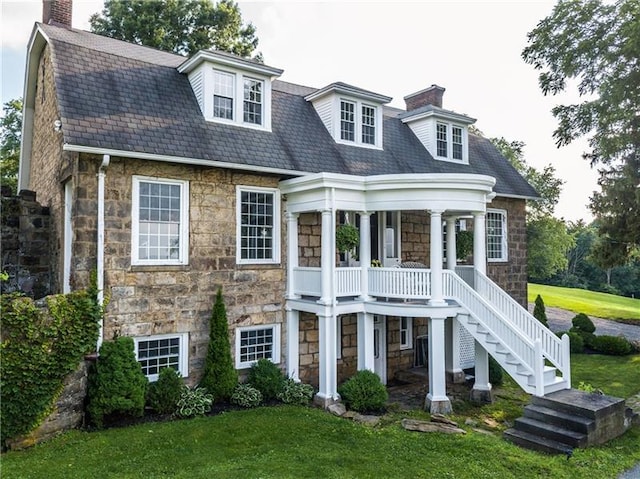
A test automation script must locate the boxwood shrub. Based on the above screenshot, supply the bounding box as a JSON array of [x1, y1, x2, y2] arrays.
[[590, 335, 633, 356], [247, 359, 285, 401], [338, 370, 388, 413]]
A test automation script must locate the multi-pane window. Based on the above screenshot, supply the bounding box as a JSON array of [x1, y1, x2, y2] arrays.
[[487, 210, 507, 261], [236, 325, 280, 369], [132, 177, 188, 265], [213, 70, 234, 120], [340, 100, 355, 141], [400, 317, 413, 350], [361, 105, 376, 145], [134, 333, 188, 381], [243, 78, 263, 125], [436, 123, 448, 157], [237, 187, 280, 263], [452, 126, 463, 160]]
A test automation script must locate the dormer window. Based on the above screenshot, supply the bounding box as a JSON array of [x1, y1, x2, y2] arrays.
[[435, 122, 466, 162], [306, 82, 391, 149], [178, 51, 283, 131]]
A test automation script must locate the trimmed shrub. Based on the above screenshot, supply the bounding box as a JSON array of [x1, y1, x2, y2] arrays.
[[147, 367, 183, 415], [247, 359, 285, 401], [556, 331, 585, 353], [231, 384, 263, 408], [532, 294, 548, 327], [488, 356, 503, 386], [87, 337, 148, 428], [581, 332, 597, 349], [277, 378, 315, 406], [571, 313, 595, 334], [199, 288, 238, 402], [176, 387, 213, 418], [338, 370, 388, 413], [590, 335, 633, 356]]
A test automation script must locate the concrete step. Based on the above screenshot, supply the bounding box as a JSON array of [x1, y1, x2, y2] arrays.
[[514, 416, 588, 448], [531, 389, 626, 420], [503, 428, 573, 456], [523, 404, 595, 434]]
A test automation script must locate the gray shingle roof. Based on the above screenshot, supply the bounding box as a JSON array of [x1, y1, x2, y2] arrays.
[[39, 23, 538, 198]]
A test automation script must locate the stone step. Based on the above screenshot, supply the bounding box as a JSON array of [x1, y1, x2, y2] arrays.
[[531, 389, 626, 420], [514, 416, 588, 448], [503, 428, 574, 456], [523, 404, 595, 434]]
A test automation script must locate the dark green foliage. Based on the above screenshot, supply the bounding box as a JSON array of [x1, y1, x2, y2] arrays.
[[277, 378, 314, 406], [571, 313, 596, 334], [247, 358, 285, 401], [532, 294, 548, 327], [176, 387, 213, 418], [488, 356, 503, 386], [557, 331, 585, 354], [455, 230, 473, 261], [590, 335, 633, 356], [581, 332, 597, 349], [231, 384, 263, 408], [338, 370, 388, 413], [90, 0, 259, 58], [87, 337, 148, 428], [0, 98, 22, 195], [0, 286, 101, 445], [199, 288, 237, 401], [147, 367, 183, 415]]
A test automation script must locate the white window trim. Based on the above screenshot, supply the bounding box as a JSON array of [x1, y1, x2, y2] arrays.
[[334, 96, 383, 149], [433, 121, 469, 164], [400, 317, 413, 350], [206, 66, 272, 131], [487, 209, 508, 263], [131, 176, 189, 266], [134, 332, 189, 382], [236, 185, 281, 265], [235, 324, 281, 369]]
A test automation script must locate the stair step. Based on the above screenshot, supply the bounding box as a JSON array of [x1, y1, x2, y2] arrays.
[[504, 428, 574, 456], [514, 417, 588, 447], [476, 325, 489, 334], [524, 404, 595, 434], [485, 336, 500, 345], [527, 366, 558, 387], [531, 389, 626, 420]]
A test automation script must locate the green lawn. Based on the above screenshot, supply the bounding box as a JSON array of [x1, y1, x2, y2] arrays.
[[528, 283, 640, 322], [571, 353, 640, 398]]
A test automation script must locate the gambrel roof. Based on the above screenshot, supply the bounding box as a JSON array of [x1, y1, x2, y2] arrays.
[[23, 22, 538, 199]]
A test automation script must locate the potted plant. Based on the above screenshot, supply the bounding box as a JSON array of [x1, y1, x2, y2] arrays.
[[336, 223, 359, 260], [456, 230, 473, 261]]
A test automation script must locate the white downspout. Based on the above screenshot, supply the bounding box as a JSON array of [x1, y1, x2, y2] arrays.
[[97, 154, 110, 351]]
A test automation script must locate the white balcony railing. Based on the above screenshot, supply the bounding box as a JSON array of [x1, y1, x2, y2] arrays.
[[369, 267, 431, 299]]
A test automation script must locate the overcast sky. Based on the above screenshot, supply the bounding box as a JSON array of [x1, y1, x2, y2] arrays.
[[1, 0, 599, 222]]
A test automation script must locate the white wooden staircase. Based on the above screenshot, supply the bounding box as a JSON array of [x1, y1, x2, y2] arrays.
[[444, 270, 571, 396]]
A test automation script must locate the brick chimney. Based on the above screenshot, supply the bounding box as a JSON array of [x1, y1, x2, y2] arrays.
[[404, 84, 445, 111], [43, 0, 72, 27]]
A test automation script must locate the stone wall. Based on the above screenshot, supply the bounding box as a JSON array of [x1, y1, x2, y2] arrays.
[[0, 190, 52, 298]]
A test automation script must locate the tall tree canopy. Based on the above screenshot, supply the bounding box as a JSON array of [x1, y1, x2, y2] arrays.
[[522, 0, 640, 258], [0, 98, 22, 195], [90, 0, 259, 58]]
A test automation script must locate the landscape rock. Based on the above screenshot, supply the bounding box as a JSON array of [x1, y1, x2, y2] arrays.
[[327, 403, 346, 417], [401, 418, 466, 434], [431, 413, 458, 426], [354, 414, 381, 426]]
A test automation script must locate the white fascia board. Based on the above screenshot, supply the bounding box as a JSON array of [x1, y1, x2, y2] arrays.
[[62, 144, 309, 177], [304, 83, 392, 104], [177, 50, 283, 78], [494, 192, 541, 201], [401, 107, 476, 126]]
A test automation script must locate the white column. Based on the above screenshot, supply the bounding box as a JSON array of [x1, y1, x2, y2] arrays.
[[286, 307, 300, 381], [425, 315, 452, 414], [286, 212, 300, 299], [445, 316, 465, 383], [319, 209, 333, 305], [357, 312, 375, 371], [471, 339, 493, 403], [445, 217, 457, 270], [473, 212, 486, 275], [316, 312, 338, 406], [358, 212, 371, 301], [429, 209, 446, 306]]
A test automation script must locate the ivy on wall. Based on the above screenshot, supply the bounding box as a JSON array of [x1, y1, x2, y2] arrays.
[[0, 278, 101, 446]]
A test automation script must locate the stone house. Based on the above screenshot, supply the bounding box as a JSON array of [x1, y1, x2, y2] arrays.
[[19, 1, 571, 412]]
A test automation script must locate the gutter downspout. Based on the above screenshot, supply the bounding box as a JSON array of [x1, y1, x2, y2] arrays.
[[97, 154, 110, 351]]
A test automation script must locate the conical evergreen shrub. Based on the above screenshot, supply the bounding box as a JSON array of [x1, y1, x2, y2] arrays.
[[533, 294, 548, 327], [199, 288, 237, 401]]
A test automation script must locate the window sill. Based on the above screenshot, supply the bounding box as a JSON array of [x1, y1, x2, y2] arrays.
[[130, 264, 190, 272]]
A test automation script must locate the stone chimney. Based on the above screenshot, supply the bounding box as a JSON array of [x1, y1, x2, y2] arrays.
[[404, 84, 445, 111], [43, 0, 72, 27]]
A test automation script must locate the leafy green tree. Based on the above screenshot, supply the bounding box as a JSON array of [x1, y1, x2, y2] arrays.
[[199, 288, 237, 401], [522, 0, 640, 255], [1, 98, 22, 195], [90, 0, 259, 58]]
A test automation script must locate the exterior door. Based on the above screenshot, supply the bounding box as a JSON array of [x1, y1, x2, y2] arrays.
[[381, 211, 401, 267], [373, 315, 387, 384]]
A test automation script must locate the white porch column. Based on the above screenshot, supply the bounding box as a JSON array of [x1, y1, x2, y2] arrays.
[[315, 312, 339, 407], [286, 212, 300, 299], [286, 307, 300, 381], [429, 209, 446, 306], [357, 312, 375, 371], [358, 212, 371, 301], [425, 314, 452, 414], [319, 209, 334, 305], [445, 316, 465, 383], [445, 217, 457, 270], [473, 212, 487, 275]]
